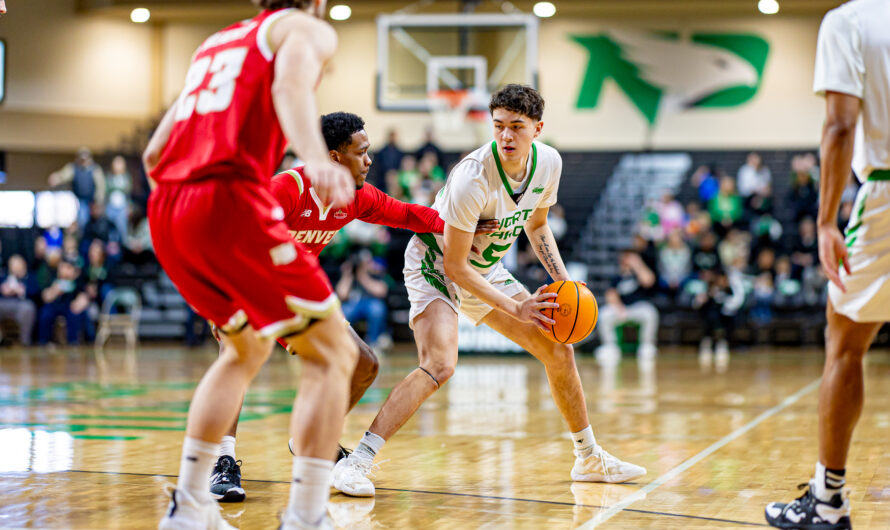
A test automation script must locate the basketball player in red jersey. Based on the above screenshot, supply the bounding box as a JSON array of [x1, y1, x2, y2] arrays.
[[143, 2, 357, 529], [208, 112, 498, 503]]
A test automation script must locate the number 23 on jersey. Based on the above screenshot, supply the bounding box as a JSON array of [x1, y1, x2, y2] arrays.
[[175, 47, 248, 121]]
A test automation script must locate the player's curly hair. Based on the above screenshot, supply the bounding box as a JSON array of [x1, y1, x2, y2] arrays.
[[322, 112, 366, 152], [489, 84, 545, 121], [251, 0, 313, 10]]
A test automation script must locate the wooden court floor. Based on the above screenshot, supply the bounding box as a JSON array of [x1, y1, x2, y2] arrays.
[[2, 344, 890, 529]]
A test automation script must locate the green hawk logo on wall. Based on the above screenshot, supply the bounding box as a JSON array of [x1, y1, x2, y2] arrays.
[[572, 31, 770, 124]]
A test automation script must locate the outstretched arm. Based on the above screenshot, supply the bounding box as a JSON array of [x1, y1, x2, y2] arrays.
[[524, 207, 570, 282], [358, 185, 498, 234]]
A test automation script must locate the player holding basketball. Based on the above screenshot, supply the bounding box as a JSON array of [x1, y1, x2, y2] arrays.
[[144, 1, 357, 529], [333, 84, 646, 497], [208, 111, 498, 502], [765, 2, 890, 529]]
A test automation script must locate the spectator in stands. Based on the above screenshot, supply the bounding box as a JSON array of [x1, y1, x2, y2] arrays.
[[737, 151, 772, 198], [38, 259, 88, 345], [376, 129, 404, 184], [35, 248, 61, 293], [718, 228, 750, 271], [418, 151, 446, 182], [82, 203, 122, 265], [747, 183, 774, 217], [44, 225, 64, 251], [787, 155, 819, 222], [708, 176, 743, 236], [749, 247, 777, 325], [62, 235, 82, 269], [631, 233, 659, 272], [692, 230, 721, 276], [692, 164, 722, 203], [31, 237, 47, 273], [124, 207, 156, 267], [336, 250, 391, 350], [278, 150, 297, 173], [384, 169, 405, 201], [85, 240, 111, 303], [791, 217, 818, 280], [694, 267, 745, 371], [48, 147, 106, 232], [82, 240, 110, 341], [684, 201, 712, 241], [595, 249, 659, 365], [656, 192, 686, 236], [657, 229, 691, 297], [773, 254, 804, 308], [415, 127, 444, 163], [105, 155, 132, 241], [0, 255, 38, 346]]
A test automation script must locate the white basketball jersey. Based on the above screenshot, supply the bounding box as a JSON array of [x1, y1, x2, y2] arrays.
[[415, 140, 562, 273], [814, 0, 890, 181]]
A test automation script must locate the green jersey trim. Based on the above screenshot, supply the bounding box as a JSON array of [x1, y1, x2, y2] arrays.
[[416, 232, 442, 255], [491, 141, 537, 197]]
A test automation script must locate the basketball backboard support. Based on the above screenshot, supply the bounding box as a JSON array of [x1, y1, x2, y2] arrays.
[[376, 13, 539, 112]]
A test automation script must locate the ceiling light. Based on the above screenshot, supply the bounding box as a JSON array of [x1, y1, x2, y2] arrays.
[[130, 7, 150, 23], [329, 4, 351, 21], [533, 2, 556, 18], [757, 0, 779, 15]]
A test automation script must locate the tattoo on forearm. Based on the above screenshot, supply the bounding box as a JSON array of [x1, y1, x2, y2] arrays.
[[537, 235, 563, 278]]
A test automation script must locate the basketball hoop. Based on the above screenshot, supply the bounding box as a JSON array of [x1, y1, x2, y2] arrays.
[[429, 89, 489, 138]]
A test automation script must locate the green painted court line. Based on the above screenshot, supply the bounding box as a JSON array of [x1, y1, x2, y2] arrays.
[[72, 434, 142, 441]]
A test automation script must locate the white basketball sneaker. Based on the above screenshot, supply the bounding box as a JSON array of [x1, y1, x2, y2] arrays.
[[158, 487, 235, 530], [332, 454, 376, 497], [571, 446, 647, 483]]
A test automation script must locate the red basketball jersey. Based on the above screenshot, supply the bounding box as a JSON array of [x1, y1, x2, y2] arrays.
[[271, 167, 445, 256], [151, 9, 293, 185]]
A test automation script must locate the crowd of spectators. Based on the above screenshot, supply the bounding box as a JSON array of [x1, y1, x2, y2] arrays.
[[597, 151, 844, 365], [0, 148, 156, 347]]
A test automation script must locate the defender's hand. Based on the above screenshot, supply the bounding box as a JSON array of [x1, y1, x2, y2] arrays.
[[818, 223, 850, 293], [474, 219, 500, 234], [304, 160, 354, 208], [514, 285, 559, 331]]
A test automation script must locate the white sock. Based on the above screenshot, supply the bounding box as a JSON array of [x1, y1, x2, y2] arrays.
[[814, 462, 845, 502], [354, 431, 385, 462], [177, 437, 218, 504], [572, 425, 597, 455], [287, 456, 334, 525], [219, 436, 236, 460]]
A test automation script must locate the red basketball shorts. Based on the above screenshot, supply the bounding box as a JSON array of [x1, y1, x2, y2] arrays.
[[148, 177, 338, 338]]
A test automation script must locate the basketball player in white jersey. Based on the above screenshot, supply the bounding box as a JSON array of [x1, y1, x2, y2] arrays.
[[332, 84, 646, 497], [765, 2, 890, 528]]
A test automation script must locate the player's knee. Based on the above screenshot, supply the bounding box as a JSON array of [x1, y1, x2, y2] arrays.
[[421, 359, 456, 385], [356, 342, 380, 382], [544, 342, 576, 370], [328, 334, 359, 378]]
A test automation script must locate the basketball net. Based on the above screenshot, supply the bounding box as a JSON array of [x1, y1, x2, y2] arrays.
[[429, 89, 490, 142]]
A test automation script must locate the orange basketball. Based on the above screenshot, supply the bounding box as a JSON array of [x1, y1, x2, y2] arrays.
[[539, 281, 598, 344]]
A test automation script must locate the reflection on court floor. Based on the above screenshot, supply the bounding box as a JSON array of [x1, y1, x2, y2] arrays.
[[1, 345, 889, 528]]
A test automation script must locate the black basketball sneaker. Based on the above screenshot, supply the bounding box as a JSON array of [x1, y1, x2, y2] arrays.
[[765, 481, 851, 529], [288, 438, 352, 462], [210, 455, 246, 503]]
